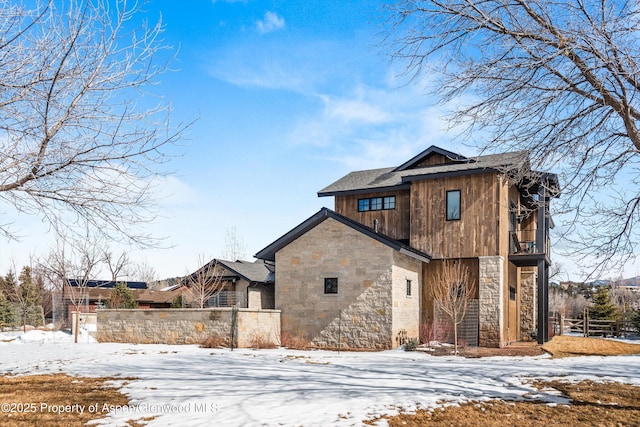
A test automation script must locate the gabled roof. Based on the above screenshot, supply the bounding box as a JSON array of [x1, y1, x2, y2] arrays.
[[318, 147, 530, 197], [394, 145, 470, 171], [254, 208, 431, 264], [216, 259, 275, 284], [184, 258, 274, 285]]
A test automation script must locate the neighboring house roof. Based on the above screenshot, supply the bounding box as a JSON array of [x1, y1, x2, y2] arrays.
[[215, 259, 275, 284], [66, 279, 147, 289], [318, 145, 532, 196], [255, 207, 432, 264], [182, 258, 274, 286], [63, 286, 184, 305]]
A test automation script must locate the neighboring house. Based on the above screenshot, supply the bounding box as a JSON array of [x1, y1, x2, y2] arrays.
[[183, 259, 275, 309], [63, 280, 184, 324], [257, 145, 559, 348]]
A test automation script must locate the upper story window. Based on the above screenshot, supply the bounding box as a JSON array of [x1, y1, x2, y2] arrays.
[[358, 196, 396, 212], [446, 190, 461, 221]]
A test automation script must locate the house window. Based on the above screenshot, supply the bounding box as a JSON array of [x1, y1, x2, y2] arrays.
[[358, 196, 396, 212], [406, 279, 412, 297], [446, 190, 461, 221], [324, 278, 338, 294], [370, 197, 383, 210], [384, 196, 396, 209]]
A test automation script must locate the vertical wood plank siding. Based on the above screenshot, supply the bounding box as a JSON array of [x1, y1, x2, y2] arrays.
[[334, 190, 411, 240], [409, 173, 504, 259]]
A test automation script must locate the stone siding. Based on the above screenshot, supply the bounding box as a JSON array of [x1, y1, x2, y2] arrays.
[[478, 256, 504, 347], [97, 308, 280, 348], [275, 218, 422, 349], [391, 254, 421, 346], [520, 270, 537, 341]]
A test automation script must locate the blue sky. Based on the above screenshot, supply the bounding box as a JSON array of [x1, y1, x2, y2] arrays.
[[1, 0, 632, 280]]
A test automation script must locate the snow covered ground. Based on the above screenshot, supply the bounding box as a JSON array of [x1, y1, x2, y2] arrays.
[[1, 330, 639, 427]]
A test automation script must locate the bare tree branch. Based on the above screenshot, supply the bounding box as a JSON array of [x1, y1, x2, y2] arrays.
[[0, 0, 191, 245], [385, 0, 640, 274]]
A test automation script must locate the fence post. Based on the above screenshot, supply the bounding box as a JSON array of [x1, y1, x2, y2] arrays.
[[559, 314, 564, 336], [230, 304, 238, 351], [583, 307, 589, 337]]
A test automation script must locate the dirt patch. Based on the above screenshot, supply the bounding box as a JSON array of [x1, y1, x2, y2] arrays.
[[0, 374, 147, 427], [419, 341, 544, 358], [542, 335, 640, 358], [373, 380, 640, 427]]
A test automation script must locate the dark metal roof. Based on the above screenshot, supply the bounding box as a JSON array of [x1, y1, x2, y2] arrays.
[[254, 207, 432, 264], [318, 148, 530, 197], [66, 279, 147, 289]]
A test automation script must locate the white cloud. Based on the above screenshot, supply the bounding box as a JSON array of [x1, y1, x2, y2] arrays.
[[256, 11, 285, 34], [288, 81, 467, 169]]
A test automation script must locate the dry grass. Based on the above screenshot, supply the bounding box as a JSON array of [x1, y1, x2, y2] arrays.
[[199, 334, 228, 349], [542, 335, 640, 358], [373, 380, 640, 427], [250, 334, 278, 349], [0, 374, 146, 427], [279, 332, 310, 350], [373, 336, 640, 426]]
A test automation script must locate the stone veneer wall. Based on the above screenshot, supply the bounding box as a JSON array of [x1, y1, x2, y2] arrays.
[[391, 254, 421, 345], [96, 308, 280, 347], [520, 270, 537, 341], [478, 256, 504, 347], [275, 218, 422, 349]]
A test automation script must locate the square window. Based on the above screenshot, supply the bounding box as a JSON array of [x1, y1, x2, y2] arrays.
[[446, 190, 461, 221], [370, 197, 383, 210], [324, 278, 338, 294], [406, 279, 412, 297], [383, 196, 396, 210], [358, 199, 370, 212]]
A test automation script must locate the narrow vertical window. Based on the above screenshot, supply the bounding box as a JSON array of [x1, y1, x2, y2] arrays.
[[446, 190, 461, 221], [406, 279, 412, 297], [324, 278, 338, 294]]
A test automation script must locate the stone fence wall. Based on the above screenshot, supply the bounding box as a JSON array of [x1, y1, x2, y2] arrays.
[[97, 308, 281, 347]]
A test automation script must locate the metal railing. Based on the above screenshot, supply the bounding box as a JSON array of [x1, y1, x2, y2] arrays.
[[206, 291, 246, 308]]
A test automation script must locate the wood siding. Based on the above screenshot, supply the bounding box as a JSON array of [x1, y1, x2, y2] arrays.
[[410, 153, 453, 168], [334, 190, 411, 240], [409, 173, 508, 259]]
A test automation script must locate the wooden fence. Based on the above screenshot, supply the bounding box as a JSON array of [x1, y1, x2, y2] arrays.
[[561, 308, 623, 337]]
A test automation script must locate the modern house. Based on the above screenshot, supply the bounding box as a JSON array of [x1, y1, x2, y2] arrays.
[[257, 145, 559, 348], [181, 259, 275, 309]]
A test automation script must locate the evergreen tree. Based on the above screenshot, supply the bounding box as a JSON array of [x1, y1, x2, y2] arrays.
[[0, 291, 14, 328], [15, 266, 44, 328], [108, 283, 138, 309], [632, 309, 640, 333], [589, 286, 619, 321]]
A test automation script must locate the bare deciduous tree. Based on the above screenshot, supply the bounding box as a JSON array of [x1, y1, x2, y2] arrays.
[[431, 260, 476, 354], [385, 0, 640, 274], [41, 234, 101, 343], [221, 227, 247, 261], [0, 0, 188, 244], [185, 255, 225, 309], [102, 250, 130, 283]]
